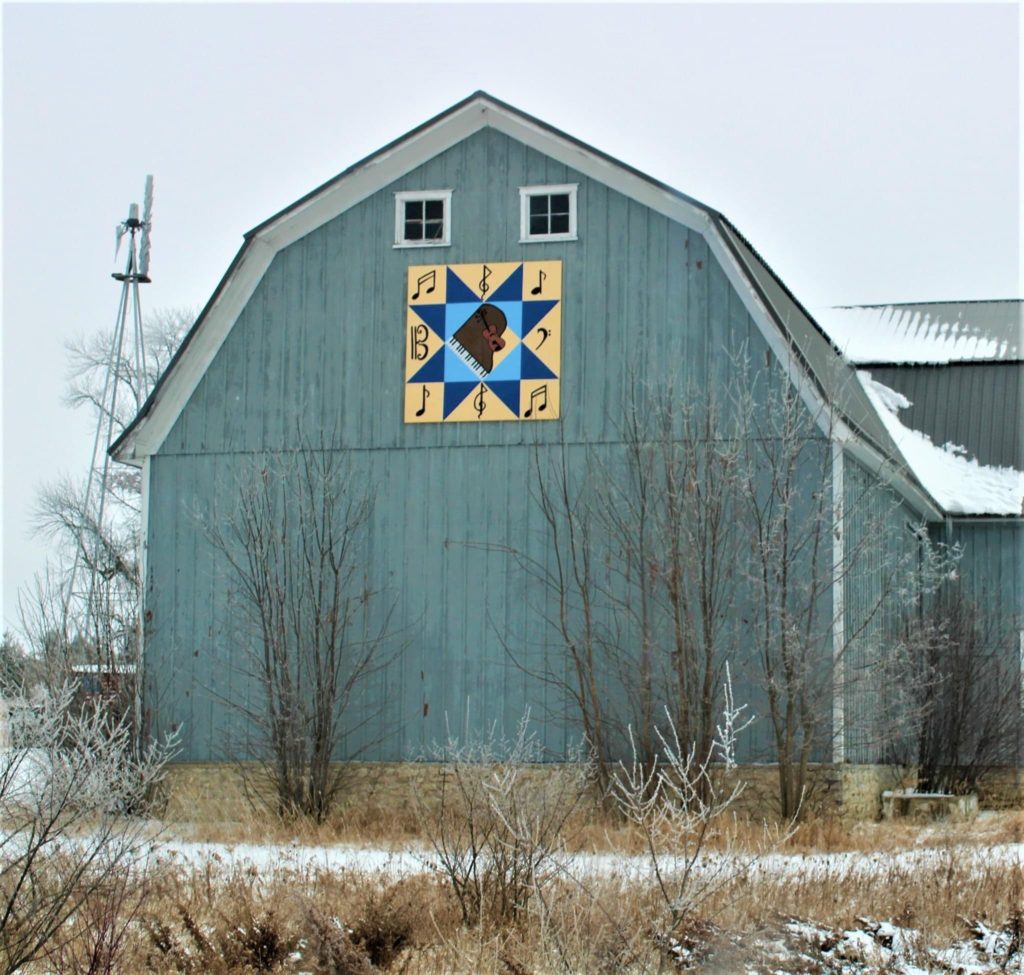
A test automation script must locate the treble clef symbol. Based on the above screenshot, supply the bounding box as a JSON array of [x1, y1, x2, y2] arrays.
[[473, 383, 487, 418], [479, 264, 491, 297]]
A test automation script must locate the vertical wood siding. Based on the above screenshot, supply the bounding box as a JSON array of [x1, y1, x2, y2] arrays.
[[146, 128, 815, 762]]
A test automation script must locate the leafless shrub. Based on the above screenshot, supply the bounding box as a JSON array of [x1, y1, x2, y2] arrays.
[[888, 585, 1022, 795], [417, 712, 594, 928], [204, 439, 400, 823], [0, 681, 175, 975], [348, 877, 430, 969], [610, 664, 768, 948], [41, 860, 151, 975], [306, 906, 374, 975]]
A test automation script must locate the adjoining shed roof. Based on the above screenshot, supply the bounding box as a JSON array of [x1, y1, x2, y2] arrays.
[[815, 300, 1022, 365], [867, 363, 1022, 471], [818, 300, 1024, 517], [859, 371, 1023, 517]]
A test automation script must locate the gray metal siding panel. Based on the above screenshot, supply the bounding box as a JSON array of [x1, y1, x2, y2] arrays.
[[946, 520, 1023, 630], [842, 454, 923, 765], [870, 364, 1023, 470]]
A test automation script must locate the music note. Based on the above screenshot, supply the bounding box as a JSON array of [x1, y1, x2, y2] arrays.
[[473, 383, 487, 418], [411, 269, 436, 301], [530, 269, 547, 295], [479, 264, 492, 296], [524, 384, 548, 418], [415, 385, 430, 417], [535, 327, 551, 349]]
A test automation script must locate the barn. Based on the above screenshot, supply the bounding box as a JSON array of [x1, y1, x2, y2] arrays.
[[111, 93, 1023, 816]]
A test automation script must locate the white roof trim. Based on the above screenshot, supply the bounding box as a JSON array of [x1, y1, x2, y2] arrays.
[[119, 236, 275, 461]]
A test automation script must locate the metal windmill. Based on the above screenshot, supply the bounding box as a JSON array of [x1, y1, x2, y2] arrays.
[[67, 176, 154, 670]]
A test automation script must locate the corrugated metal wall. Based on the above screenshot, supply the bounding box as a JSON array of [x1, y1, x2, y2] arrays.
[[868, 364, 1022, 469], [841, 454, 929, 764], [944, 520, 1023, 631]]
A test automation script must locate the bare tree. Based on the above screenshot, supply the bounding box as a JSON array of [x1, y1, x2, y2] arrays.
[[0, 682, 175, 975], [523, 378, 745, 797], [884, 585, 1022, 794], [26, 308, 194, 684], [19, 309, 193, 720], [529, 361, 955, 818], [205, 442, 398, 822], [735, 363, 964, 817]]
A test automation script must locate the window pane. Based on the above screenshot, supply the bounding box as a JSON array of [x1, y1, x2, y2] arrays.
[[529, 195, 548, 216], [551, 194, 570, 215], [424, 220, 443, 240], [530, 214, 548, 235], [404, 200, 423, 220], [425, 199, 444, 220], [404, 220, 422, 240], [551, 213, 570, 234]]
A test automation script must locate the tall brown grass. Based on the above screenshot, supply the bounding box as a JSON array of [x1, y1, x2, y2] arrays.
[[16, 823, 1019, 974]]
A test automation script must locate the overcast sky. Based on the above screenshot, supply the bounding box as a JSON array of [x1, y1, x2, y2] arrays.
[[2, 2, 1020, 632]]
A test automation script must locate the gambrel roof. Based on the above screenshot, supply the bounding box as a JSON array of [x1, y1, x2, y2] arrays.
[[110, 91, 943, 518]]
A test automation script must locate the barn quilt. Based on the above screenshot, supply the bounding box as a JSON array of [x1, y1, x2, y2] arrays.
[[404, 261, 561, 423]]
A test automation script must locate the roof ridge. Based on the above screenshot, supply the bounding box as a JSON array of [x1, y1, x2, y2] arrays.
[[831, 298, 1023, 309]]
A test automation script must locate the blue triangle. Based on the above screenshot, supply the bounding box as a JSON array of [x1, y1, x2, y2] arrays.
[[444, 344, 482, 382], [489, 265, 523, 302], [409, 347, 445, 384], [521, 345, 557, 381], [486, 345, 522, 382], [446, 268, 480, 304], [487, 380, 521, 416], [444, 382, 478, 418], [410, 304, 446, 340], [521, 299, 558, 338]]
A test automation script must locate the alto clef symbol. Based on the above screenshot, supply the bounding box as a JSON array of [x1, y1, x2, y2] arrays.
[[473, 383, 487, 418], [409, 323, 429, 361]]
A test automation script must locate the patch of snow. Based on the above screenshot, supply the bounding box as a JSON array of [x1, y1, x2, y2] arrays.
[[859, 371, 1024, 515]]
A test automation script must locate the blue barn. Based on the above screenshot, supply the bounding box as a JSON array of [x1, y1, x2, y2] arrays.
[[112, 94, 1022, 817]]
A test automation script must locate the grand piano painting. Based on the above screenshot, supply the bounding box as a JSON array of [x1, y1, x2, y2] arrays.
[[404, 261, 562, 423]]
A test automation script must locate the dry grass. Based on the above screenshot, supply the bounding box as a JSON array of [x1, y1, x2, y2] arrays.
[[15, 780, 1021, 974], [168, 796, 1024, 859], [15, 817, 1019, 974]]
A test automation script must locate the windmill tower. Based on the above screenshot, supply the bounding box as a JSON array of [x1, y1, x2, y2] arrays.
[[67, 176, 154, 672]]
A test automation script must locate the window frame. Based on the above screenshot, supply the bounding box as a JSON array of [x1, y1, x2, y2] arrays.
[[519, 183, 578, 243], [394, 189, 453, 248]]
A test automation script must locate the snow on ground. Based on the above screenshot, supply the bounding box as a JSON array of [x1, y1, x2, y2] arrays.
[[146, 836, 1023, 973], [859, 371, 1024, 515], [148, 836, 1024, 883]]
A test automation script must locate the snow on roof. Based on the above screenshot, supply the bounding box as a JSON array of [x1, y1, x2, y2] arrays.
[[858, 371, 1024, 516], [815, 301, 1022, 364]]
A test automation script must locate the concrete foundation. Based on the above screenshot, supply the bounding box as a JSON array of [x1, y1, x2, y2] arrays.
[[155, 759, 1024, 825]]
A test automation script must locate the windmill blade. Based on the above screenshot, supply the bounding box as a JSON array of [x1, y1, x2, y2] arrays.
[[139, 175, 154, 278], [114, 222, 127, 260]]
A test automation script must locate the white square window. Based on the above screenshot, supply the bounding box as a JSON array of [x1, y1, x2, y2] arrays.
[[394, 190, 452, 248], [519, 184, 578, 242]]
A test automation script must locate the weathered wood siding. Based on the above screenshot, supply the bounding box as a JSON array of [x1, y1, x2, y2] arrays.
[[144, 127, 821, 763]]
